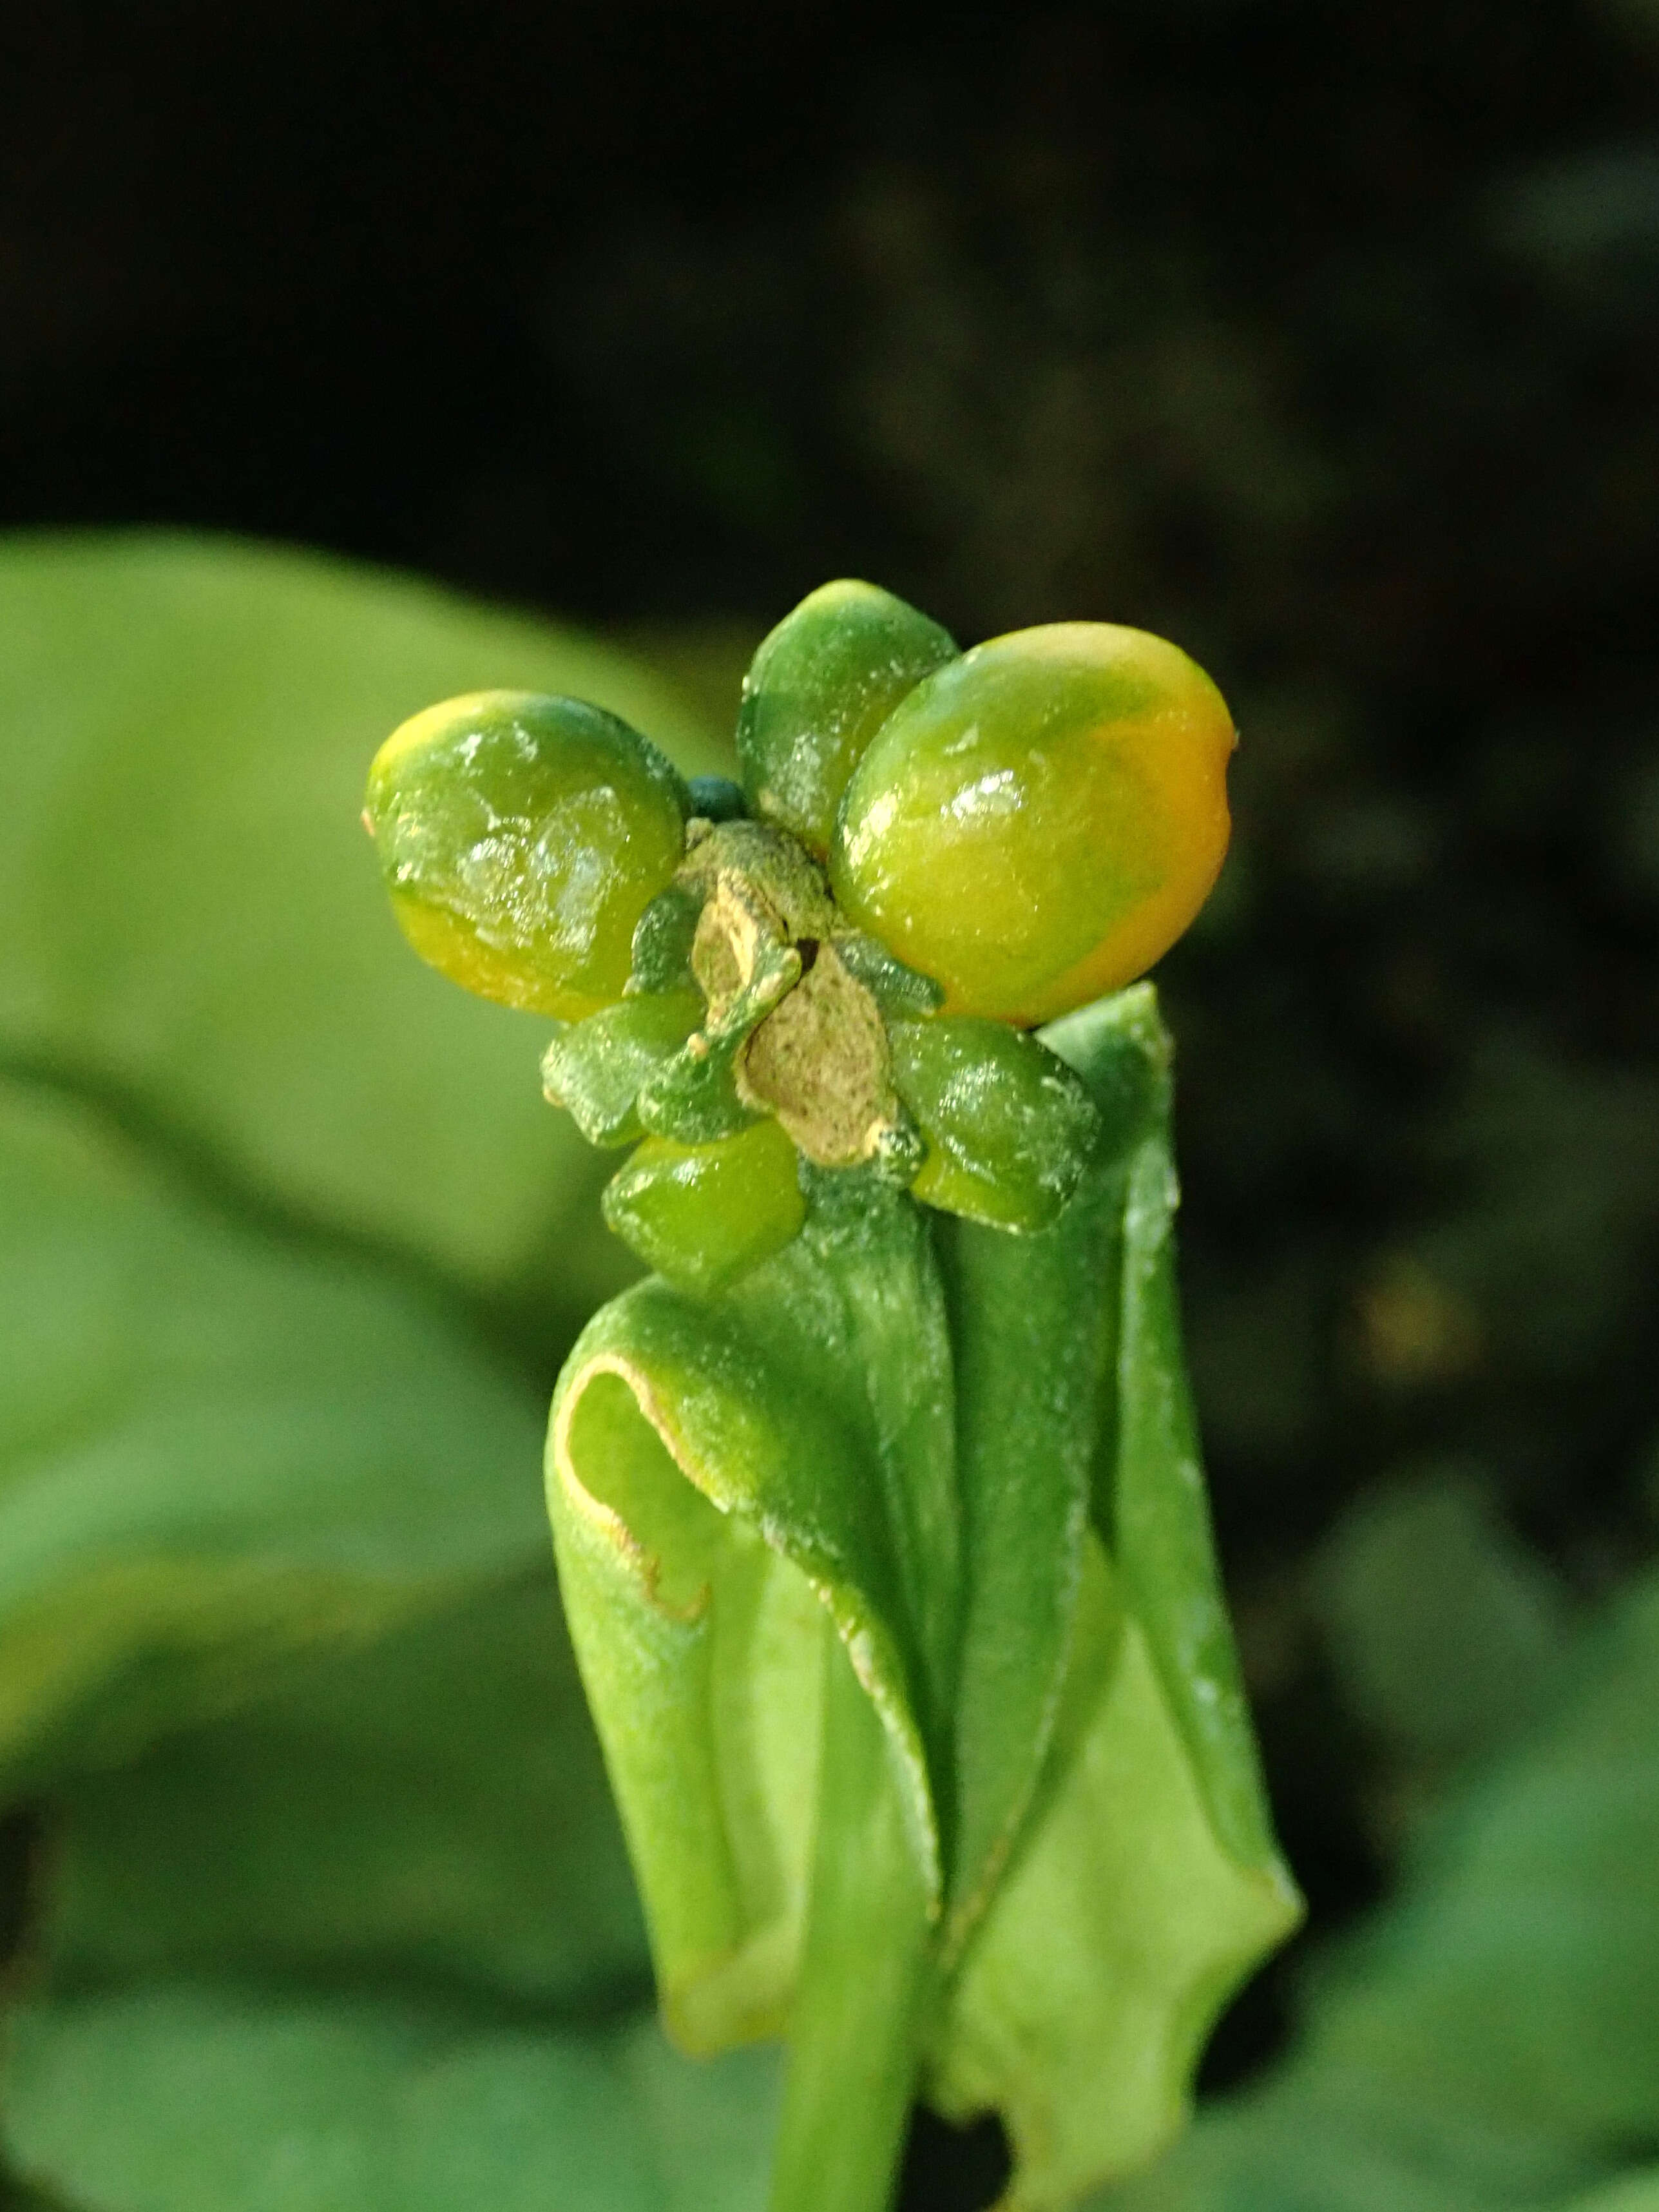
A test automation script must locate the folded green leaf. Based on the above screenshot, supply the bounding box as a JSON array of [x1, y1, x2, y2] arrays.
[[548, 1171, 957, 2052], [934, 992, 1296, 2206], [932, 1535, 1298, 2209], [546, 985, 1298, 2208]]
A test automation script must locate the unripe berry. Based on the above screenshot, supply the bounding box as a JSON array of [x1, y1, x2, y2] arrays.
[[365, 690, 689, 1021], [830, 626, 1235, 1026], [737, 581, 957, 858]]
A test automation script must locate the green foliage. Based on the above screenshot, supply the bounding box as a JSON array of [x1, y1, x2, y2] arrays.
[[30, 1579, 645, 2005], [1, 532, 1654, 2212], [0, 1076, 544, 1796], [6, 1992, 776, 2212], [0, 534, 769, 2211], [1310, 1470, 1569, 1776]]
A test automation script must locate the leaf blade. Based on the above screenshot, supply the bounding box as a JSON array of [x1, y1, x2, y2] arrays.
[[3, 1983, 779, 2212], [0, 1073, 547, 1794]]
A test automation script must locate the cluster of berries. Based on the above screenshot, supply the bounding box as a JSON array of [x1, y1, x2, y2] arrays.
[[365, 581, 1234, 1291]]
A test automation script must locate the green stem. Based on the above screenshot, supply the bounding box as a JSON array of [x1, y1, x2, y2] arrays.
[[769, 1628, 935, 2212]]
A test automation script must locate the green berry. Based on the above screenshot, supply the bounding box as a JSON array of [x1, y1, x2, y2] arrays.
[[830, 625, 1235, 1026], [686, 774, 748, 823], [365, 689, 689, 1020], [737, 581, 957, 858], [888, 1017, 1100, 1231], [601, 1119, 807, 1294]]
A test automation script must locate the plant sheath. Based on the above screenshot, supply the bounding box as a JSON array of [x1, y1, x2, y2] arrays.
[[768, 1628, 934, 2212]]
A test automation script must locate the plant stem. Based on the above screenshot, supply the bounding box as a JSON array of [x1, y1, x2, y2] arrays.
[[768, 1629, 935, 2212]]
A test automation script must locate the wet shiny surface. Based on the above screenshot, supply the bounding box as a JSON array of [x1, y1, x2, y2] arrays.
[[366, 690, 689, 1019], [831, 626, 1234, 1026], [738, 581, 957, 858]]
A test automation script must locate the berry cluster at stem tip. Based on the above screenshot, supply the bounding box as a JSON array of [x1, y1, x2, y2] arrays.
[[363, 580, 1236, 1293]]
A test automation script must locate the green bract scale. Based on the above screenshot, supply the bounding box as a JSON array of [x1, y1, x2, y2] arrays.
[[365, 689, 690, 1020], [737, 580, 958, 856], [365, 587, 1293, 2212], [831, 624, 1236, 1026], [541, 992, 705, 1149]]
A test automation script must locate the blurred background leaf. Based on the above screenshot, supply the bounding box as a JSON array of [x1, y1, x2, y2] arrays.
[[27, 1574, 646, 2009], [0, 1072, 551, 1793], [1097, 1570, 1659, 2212], [4, 1988, 778, 2212], [0, 535, 729, 1338], [1308, 1465, 1570, 1845]]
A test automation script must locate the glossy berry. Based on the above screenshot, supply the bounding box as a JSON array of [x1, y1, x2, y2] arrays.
[[830, 625, 1235, 1026], [888, 1015, 1099, 1231], [365, 689, 689, 1021], [601, 1117, 807, 1294], [737, 581, 957, 858]]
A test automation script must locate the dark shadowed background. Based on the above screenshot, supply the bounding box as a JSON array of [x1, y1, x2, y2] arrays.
[[3, 3, 1658, 2204]]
